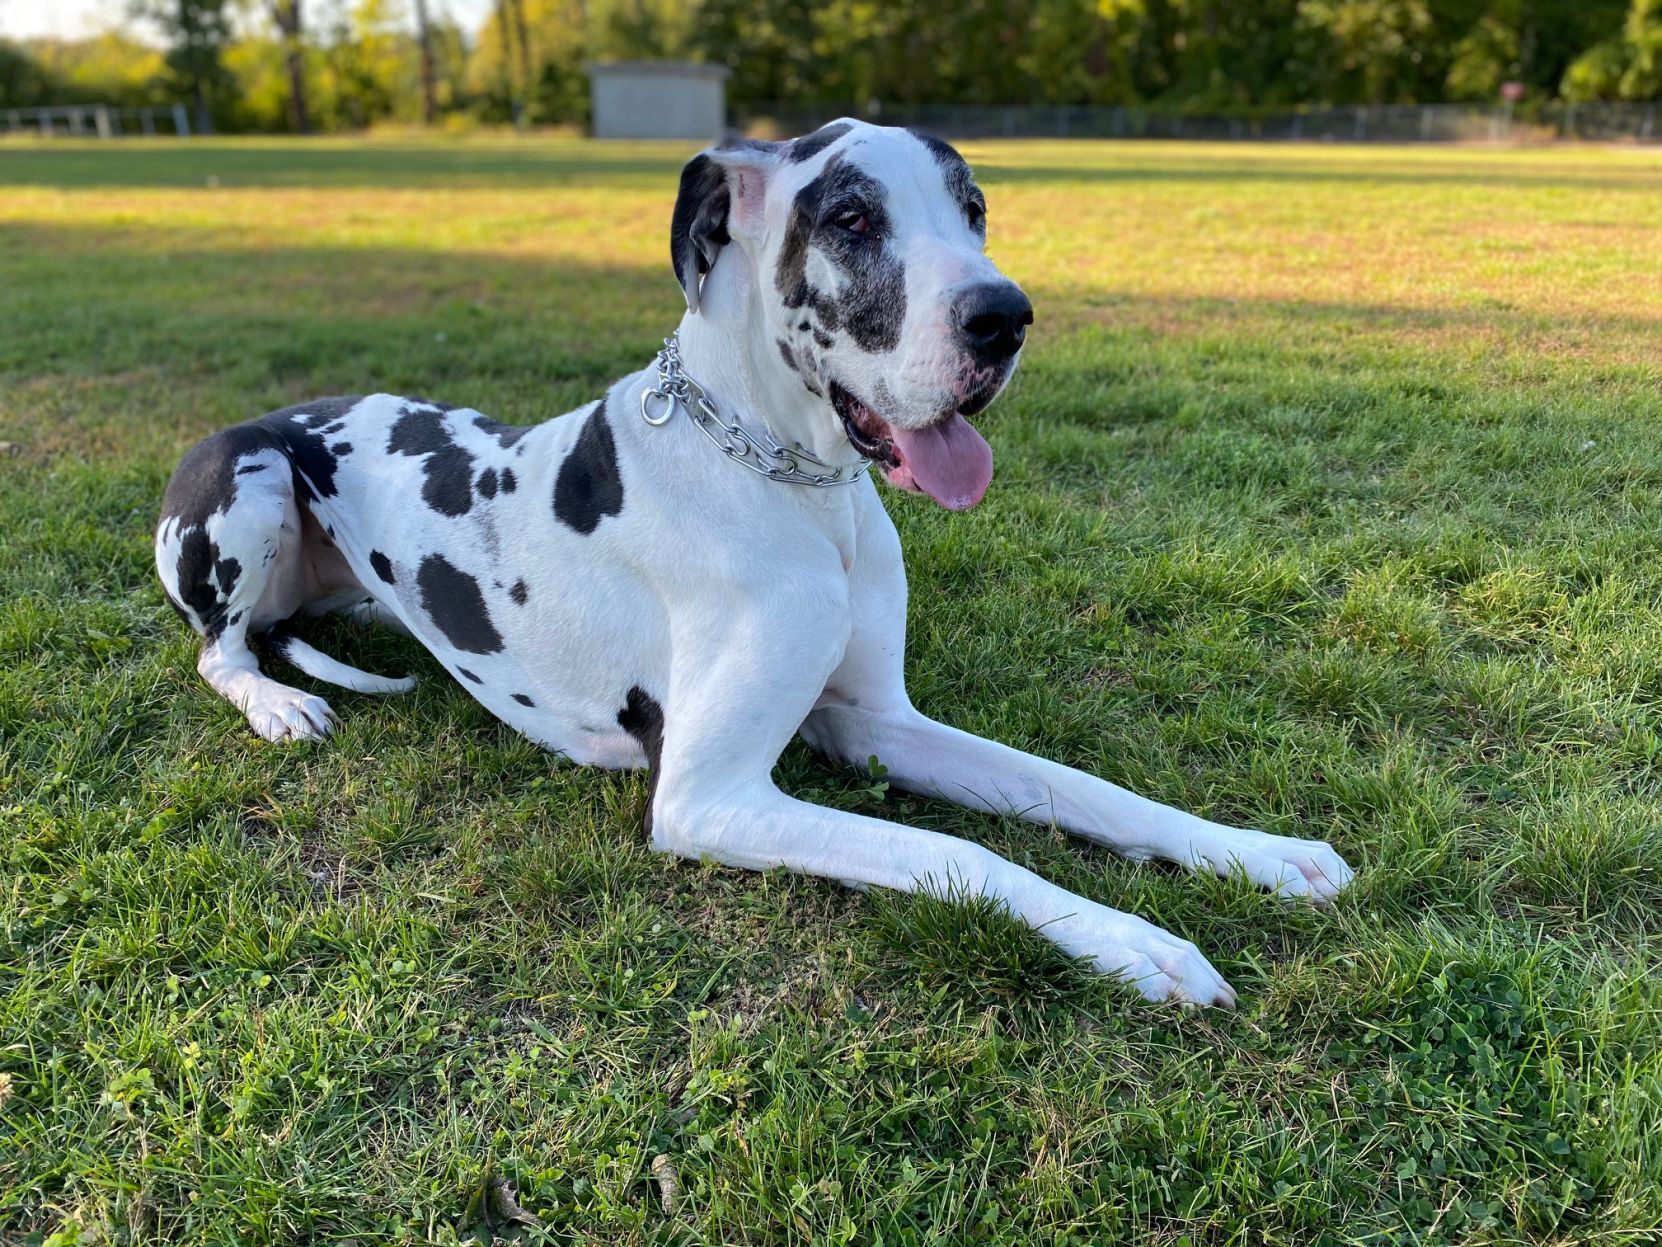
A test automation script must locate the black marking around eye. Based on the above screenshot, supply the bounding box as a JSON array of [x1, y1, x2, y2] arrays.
[[616, 685, 665, 836], [388, 404, 475, 517], [415, 553, 504, 654], [236, 462, 267, 476], [370, 549, 395, 584], [774, 155, 905, 354], [554, 400, 623, 535], [789, 122, 852, 163]]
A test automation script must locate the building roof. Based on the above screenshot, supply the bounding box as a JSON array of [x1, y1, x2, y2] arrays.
[[585, 61, 732, 81]]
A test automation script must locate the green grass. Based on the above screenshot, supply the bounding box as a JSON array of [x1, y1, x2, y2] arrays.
[[2, 133, 1661, 1245]]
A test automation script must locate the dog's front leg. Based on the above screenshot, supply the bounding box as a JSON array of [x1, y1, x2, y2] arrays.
[[653, 777, 1235, 1006], [644, 600, 1235, 1006], [801, 701, 1353, 902]]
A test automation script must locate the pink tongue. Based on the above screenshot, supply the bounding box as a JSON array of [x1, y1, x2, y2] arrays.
[[888, 414, 993, 510]]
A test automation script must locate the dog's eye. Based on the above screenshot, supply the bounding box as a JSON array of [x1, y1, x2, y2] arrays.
[[965, 200, 986, 230], [836, 210, 870, 236]]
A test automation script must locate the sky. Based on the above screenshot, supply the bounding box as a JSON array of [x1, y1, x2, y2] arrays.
[[0, 0, 494, 41]]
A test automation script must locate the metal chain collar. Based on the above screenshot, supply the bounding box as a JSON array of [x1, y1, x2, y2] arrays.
[[639, 333, 871, 488]]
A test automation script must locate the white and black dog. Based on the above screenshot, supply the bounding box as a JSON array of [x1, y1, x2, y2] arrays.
[[156, 121, 1351, 1005]]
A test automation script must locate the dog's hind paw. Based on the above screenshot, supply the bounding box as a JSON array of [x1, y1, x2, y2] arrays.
[[245, 687, 338, 743]]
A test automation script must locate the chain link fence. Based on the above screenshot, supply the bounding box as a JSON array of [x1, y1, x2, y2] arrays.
[[738, 101, 1660, 144]]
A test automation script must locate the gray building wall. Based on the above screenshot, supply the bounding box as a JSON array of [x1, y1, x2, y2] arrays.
[[588, 63, 730, 141]]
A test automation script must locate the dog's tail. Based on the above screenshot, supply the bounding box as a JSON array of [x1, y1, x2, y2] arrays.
[[267, 629, 417, 695]]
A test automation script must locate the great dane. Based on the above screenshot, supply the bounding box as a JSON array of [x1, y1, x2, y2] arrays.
[[156, 120, 1352, 1005]]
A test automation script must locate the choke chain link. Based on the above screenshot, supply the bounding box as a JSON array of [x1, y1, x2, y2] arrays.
[[639, 333, 870, 488]]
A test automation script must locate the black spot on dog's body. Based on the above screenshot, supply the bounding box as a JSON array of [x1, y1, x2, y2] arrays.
[[512, 693, 535, 707], [616, 685, 665, 836], [499, 468, 517, 494], [789, 122, 852, 163], [255, 397, 363, 502], [477, 467, 499, 499], [473, 414, 533, 448], [812, 330, 833, 349], [776, 339, 799, 373], [416, 553, 504, 654], [554, 401, 623, 535], [370, 550, 396, 584], [389, 404, 475, 518], [457, 666, 483, 684], [509, 579, 529, 605], [331, 441, 352, 456]]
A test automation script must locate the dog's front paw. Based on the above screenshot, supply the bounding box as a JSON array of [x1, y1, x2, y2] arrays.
[[1188, 825, 1354, 903], [1071, 910, 1237, 1008], [244, 687, 338, 743]]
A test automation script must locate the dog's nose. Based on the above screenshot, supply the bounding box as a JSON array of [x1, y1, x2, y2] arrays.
[[954, 283, 1033, 363]]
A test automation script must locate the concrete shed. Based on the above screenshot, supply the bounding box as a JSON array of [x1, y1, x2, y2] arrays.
[[587, 62, 731, 141]]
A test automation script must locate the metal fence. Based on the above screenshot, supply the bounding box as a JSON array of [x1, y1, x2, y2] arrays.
[[739, 101, 1661, 144], [3, 105, 193, 138]]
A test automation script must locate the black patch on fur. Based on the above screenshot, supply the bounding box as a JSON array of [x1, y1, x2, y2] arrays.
[[477, 467, 499, 499], [911, 129, 985, 233], [512, 692, 535, 707], [500, 467, 517, 494], [509, 579, 529, 605], [173, 528, 240, 639], [255, 397, 362, 502], [370, 549, 395, 584], [775, 155, 907, 352], [670, 152, 731, 305], [616, 685, 665, 836], [457, 666, 483, 684], [331, 441, 352, 455], [776, 339, 799, 373], [235, 462, 267, 476], [473, 414, 533, 448], [415, 553, 504, 654], [388, 404, 475, 518], [554, 401, 623, 535], [789, 122, 852, 163]]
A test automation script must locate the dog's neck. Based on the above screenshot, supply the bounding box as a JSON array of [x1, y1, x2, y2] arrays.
[[669, 252, 865, 474]]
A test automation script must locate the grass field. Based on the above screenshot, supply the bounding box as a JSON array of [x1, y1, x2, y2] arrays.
[[3, 133, 1661, 1245]]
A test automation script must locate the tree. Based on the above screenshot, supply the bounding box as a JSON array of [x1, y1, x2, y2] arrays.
[[412, 0, 437, 123], [271, 0, 311, 132], [134, 0, 234, 132]]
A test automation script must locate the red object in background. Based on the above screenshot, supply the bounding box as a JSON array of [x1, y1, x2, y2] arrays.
[[1501, 81, 1526, 102]]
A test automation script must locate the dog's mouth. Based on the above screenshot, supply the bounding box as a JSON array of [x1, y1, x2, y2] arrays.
[[831, 383, 993, 511]]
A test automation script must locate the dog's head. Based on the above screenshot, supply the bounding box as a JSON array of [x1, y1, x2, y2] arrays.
[[671, 120, 1030, 510]]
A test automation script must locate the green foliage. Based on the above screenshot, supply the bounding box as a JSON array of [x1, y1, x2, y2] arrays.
[[1564, 0, 1662, 100], [2, 0, 1654, 132]]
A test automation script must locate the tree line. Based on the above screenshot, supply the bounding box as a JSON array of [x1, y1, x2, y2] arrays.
[[2, 0, 1658, 134]]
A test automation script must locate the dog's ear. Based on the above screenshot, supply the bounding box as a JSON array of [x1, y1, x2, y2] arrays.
[[670, 139, 784, 314]]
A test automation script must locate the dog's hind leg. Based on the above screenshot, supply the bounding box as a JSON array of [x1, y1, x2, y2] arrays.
[[156, 430, 340, 742]]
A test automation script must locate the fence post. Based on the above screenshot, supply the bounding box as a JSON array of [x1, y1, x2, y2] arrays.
[[38, 108, 51, 136], [1641, 104, 1655, 142], [141, 108, 156, 136], [94, 105, 113, 139], [172, 103, 191, 137], [1564, 102, 1577, 140], [1353, 106, 1366, 140]]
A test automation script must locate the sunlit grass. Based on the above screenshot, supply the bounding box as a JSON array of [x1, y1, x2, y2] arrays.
[[2, 134, 1660, 1245]]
